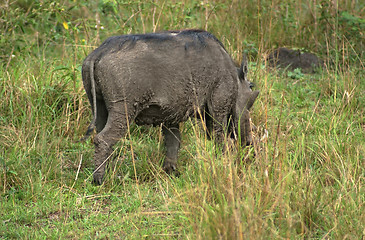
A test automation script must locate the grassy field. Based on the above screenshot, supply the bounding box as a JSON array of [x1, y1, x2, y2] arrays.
[[1, 0, 364, 239]]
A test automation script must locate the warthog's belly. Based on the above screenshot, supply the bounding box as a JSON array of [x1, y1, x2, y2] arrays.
[[135, 104, 188, 126]]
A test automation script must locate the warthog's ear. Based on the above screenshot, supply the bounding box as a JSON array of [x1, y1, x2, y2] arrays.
[[246, 90, 259, 109], [238, 54, 248, 81]]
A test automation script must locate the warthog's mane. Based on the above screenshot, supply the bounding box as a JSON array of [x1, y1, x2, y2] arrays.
[[96, 29, 227, 55]]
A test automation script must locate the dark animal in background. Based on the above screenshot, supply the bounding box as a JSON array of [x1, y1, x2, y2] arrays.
[[267, 47, 323, 73], [82, 30, 259, 185]]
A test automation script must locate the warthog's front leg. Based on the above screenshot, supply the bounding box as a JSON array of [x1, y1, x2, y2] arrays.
[[162, 125, 181, 174]]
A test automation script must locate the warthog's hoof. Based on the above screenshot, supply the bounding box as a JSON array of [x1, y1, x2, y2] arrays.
[[163, 161, 179, 176], [93, 173, 104, 185]]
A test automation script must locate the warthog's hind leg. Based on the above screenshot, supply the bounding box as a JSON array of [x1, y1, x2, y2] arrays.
[[93, 108, 130, 185]]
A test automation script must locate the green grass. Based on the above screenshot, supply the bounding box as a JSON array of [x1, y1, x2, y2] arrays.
[[1, 0, 364, 239]]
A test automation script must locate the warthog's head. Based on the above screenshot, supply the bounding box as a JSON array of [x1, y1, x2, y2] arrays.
[[234, 55, 259, 146]]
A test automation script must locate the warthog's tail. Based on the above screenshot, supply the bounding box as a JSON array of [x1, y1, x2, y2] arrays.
[[80, 60, 97, 142]]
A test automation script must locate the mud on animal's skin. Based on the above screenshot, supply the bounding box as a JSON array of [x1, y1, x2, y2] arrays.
[[81, 29, 259, 185]]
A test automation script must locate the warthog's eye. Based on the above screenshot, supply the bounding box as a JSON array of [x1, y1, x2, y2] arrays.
[[249, 81, 255, 89]]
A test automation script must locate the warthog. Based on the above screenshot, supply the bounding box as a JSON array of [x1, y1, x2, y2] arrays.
[[82, 30, 259, 185], [267, 47, 323, 73]]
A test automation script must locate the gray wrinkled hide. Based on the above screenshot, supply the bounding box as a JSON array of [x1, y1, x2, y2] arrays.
[[82, 30, 259, 185]]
